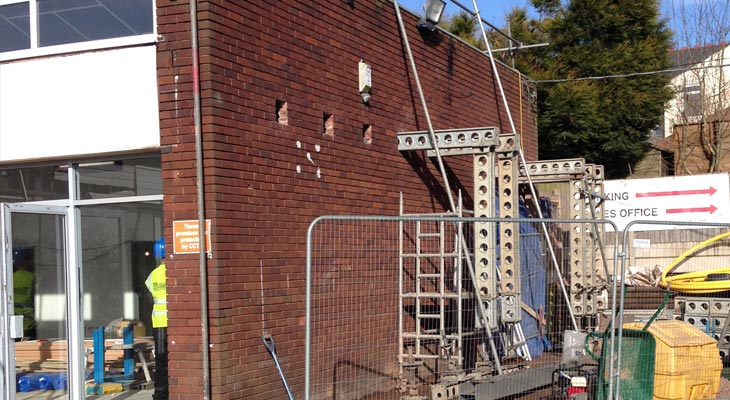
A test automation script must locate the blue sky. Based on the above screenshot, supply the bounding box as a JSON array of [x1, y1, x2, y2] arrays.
[[396, 0, 532, 26], [396, 0, 729, 48]]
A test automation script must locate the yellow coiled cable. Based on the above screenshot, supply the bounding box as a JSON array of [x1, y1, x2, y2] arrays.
[[659, 231, 730, 294]]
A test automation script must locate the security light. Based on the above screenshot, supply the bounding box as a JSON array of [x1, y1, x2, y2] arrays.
[[417, 0, 446, 32]]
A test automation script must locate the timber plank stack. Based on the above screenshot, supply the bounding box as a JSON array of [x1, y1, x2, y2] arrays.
[[14, 338, 155, 373]]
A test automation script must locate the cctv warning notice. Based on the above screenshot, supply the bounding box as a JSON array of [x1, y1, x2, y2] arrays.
[[173, 219, 212, 254]]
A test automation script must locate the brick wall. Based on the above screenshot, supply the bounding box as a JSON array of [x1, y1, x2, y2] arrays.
[[156, 1, 537, 398]]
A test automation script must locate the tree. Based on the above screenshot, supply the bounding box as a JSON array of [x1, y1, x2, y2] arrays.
[[503, 0, 674, 178], [445, 11, 485, 50], [544, 0, 673, 178]]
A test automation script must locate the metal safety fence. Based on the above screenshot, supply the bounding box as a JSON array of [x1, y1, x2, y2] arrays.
[[305, 215, 635, 400], [612, 220, 730, 400]]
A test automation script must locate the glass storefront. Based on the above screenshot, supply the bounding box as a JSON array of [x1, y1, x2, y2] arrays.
[[0, 154, 163, 398], [0, 166, 69, 202], [80, 202, 162, 337]]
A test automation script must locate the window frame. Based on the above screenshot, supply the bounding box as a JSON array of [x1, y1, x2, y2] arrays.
[[680, 84, 702, 119], [0, 0, 156, 62]]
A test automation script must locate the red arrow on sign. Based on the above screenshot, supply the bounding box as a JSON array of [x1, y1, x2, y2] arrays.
[[636, 187, 717, 198], [666, 205, 718, 214]]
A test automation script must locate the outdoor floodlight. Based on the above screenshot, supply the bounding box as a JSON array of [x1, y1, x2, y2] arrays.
[[417, 0, 446, 32], [358, 60, 372, 105]]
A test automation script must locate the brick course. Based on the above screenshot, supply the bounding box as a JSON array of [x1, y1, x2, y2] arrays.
[[157, 1, 537, 398]]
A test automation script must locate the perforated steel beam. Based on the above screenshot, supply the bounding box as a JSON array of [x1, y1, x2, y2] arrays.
[[473, 150, 498, 328], [495, 134, 520, 323], [518, 159, 586, 181], [584, 164, 606, 312], [569, 174, 588, 317], [397, 127, 500, 154]]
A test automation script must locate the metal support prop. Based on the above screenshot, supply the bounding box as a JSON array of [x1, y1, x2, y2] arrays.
[[496, 135, 521, 323], [567, 164, 606, 325], [584, 165, 609, 313], [392, 1, 502, 373], [469, 0, 579, 331], [582, 165, 598, 319], [569, 174, 587, 321], [473, 149, 498, 329]]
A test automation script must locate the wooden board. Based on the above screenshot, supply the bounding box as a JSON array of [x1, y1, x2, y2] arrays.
[[15, 338, 154, 372]]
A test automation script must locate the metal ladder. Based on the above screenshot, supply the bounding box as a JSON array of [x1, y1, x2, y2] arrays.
[[399, 207, 464, 370]]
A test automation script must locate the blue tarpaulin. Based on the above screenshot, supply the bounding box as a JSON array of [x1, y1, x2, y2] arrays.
[[517, 198, 552, 357]]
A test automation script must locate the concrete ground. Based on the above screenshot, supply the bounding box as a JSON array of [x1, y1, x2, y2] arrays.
[[16, 389, 153, 400]]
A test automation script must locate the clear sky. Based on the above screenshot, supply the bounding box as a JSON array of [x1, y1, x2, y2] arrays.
[[395, 0, 729, 48], [396, 0, 532, 27]]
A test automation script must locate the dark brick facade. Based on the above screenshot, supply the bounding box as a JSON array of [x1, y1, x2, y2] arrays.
[[156, 1, 537, 398]]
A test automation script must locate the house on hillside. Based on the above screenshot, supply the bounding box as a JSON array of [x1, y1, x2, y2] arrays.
[[659, 43, 730, 175]]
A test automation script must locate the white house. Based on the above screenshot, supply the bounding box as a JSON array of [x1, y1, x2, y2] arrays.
[[663, 43, 730, 137]]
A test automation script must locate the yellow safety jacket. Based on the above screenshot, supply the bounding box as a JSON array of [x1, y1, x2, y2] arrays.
[[145, 264, 167, 328], [13, 270, 35, 331]]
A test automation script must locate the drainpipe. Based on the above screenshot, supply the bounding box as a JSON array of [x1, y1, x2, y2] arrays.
[[188, 0, 211, 398]]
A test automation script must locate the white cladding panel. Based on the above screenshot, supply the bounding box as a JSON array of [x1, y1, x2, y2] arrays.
[[0, 46, 159, 162]]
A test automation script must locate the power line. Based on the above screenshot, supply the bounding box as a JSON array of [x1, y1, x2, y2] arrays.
[[535, 62, 730, 84]]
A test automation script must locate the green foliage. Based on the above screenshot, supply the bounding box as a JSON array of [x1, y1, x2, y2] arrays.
[[445, 11, 485, 50], [531, 0, 562, 17], [505, 0, 673, 178]]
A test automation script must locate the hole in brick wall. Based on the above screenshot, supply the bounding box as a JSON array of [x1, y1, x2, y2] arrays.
[[362, 124, 372, 144], [323, 113, 334, 137], [276, 100, 288, 125]]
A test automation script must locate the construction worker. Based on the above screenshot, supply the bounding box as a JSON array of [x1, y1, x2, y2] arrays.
[[13, 247, 36, 340], [146, 238, 168, 400]]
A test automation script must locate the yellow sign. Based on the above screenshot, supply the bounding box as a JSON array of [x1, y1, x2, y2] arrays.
[[172, 219, 212, 254]]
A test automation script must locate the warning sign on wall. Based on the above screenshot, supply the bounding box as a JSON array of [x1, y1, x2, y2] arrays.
[[173, 219, 212, 254], [603, 173, 730, 231]]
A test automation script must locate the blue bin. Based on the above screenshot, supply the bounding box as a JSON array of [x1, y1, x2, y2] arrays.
[[52, 373, 67, 391], [17, 372, 53, 392]]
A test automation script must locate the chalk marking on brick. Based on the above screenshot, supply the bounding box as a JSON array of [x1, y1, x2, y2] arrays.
[[260, 260, 266, 331], [306, 152, 316, 165]]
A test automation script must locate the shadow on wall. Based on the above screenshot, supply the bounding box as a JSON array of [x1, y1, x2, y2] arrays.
[[403, 151, 467, 212]]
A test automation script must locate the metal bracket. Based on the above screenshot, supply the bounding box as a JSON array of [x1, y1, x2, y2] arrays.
[[519, 159, 586, 181], [397, 127, 500, 153]]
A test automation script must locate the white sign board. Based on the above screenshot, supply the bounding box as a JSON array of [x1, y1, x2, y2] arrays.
[[603, 173, 730, 231]]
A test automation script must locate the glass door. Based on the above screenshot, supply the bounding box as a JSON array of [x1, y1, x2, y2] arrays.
[[1, 203, 74, 399]]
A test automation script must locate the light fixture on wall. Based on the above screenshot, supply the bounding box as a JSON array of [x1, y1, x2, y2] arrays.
[[358, 60, 372, 105], [417, 0, 446, 32]]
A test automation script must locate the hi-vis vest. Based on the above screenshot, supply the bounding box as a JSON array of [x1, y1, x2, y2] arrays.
[[13, 270, 33, 311], [146, 264, 167, 328], [13, 270, 35, 331]]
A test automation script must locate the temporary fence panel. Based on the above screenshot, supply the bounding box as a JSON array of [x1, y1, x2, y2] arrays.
[[613, 220, 730, 400], [306, 216, 620, 400]]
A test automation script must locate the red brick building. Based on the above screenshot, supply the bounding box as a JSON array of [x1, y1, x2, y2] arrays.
[[158, 2, 536, 399]]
